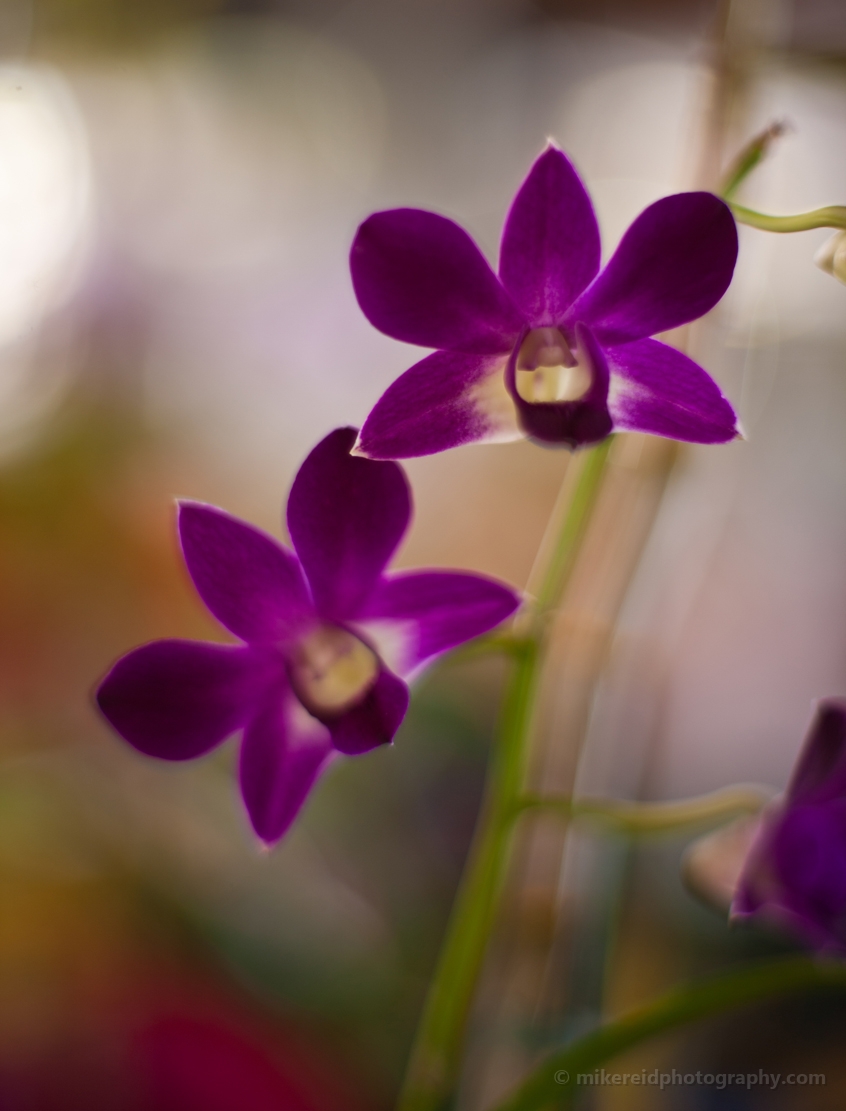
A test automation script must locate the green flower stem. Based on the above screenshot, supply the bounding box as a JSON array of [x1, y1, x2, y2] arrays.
[[396, 441, 615, 1111], [397, 637, 541, 1111], [730, 203, 846, 233], [717, 127, 845, 230], [513, 784, 773, 836], [494, 955, 846, 1111], [719, 122, 787, 201], [532, 437, 615, 627]]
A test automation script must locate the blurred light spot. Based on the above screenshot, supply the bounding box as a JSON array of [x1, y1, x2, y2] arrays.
[[0, 64, 91, 346], [91, 20, 386, 278]]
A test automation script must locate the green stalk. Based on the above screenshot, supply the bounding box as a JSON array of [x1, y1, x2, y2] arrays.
[[495, 955, 846, 1111], [730, 203, 846, 233], [719, 122, 786, 201], [396, 441, 614, 1111], [513, 784, 772, 836], [718, 131, 846, 233], [397, 637, 541, 1111], [532, 438, 614, 626]]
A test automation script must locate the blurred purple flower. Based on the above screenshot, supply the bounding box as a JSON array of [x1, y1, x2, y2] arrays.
[[351, 144, 740, 457], [733, 700, 846, 952], [97, 428, 520, 845]]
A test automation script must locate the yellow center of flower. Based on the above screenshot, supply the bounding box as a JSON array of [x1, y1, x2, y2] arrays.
[[514, 327, 591, 404], [288, 624, 379, 716]]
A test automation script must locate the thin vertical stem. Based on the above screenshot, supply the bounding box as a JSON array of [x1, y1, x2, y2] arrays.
[[532, 438, 614, 626], [396, 441, 614, 1111]]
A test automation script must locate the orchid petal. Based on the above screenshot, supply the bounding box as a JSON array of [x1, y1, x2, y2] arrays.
[[732, 702, 846, 953], [239, 691, 334, 846], [350, 208, 524, 353], [179, 502, 314, 645], [731, 819, 776, 919], [505, 322, 612, 447], [326, 667, 409, 756], [607, 338, 738, 444], [358, 570, 520, 674], [773, 803, 846, 922], [736, 802, 846, 952], [499, 145, 600, 325], [568, 193, 738, 344], [96, 640, 274, 760], [287, 428, 411, 620], [356, 349, 519, 460], [787, 701, 846, 805]]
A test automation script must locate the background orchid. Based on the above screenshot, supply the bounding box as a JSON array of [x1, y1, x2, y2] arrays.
[[351, 144, 740, 458], [733, 700, 846, 953], [97, 427, 520, 845]]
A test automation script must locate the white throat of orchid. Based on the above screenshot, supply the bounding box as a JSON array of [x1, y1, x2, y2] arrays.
[[514, 327, 591, 404], [288, 624, 379, 716]]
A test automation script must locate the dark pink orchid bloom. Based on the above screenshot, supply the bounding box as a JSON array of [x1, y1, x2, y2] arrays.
[[97, 428, 520, 845], [351, 144, 740, 457], [733, 700, 846, 953]]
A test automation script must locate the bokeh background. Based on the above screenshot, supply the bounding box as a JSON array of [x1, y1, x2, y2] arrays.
[[0, 0, 845, 1107]]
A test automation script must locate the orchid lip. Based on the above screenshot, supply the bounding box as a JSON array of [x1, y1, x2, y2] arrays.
[[514, 327, 591, 405], [286, 622, 379, 718]]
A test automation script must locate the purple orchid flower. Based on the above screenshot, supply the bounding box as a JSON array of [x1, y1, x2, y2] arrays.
[[733, 700, 846, 953], [96, 428, 520, 846], [350, 143, 740, 458]]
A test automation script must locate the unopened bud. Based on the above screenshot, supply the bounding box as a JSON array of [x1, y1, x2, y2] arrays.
[[814, 230, 846, 285], [682, 815, 763, 912]]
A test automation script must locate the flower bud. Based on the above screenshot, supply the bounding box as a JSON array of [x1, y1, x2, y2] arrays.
[[683, 815, 763, 912], [814, 230, 846, 285]]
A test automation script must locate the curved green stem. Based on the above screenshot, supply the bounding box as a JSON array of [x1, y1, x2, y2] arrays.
[[396, 441, 614, 1111], [730, 202, 846, 233], [513, 784, 773, 836], [718, 127, 845, 231], [495, 955, 846, 1111]]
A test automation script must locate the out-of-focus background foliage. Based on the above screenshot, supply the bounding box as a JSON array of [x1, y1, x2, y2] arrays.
[[0, 0, 845, 1107]]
